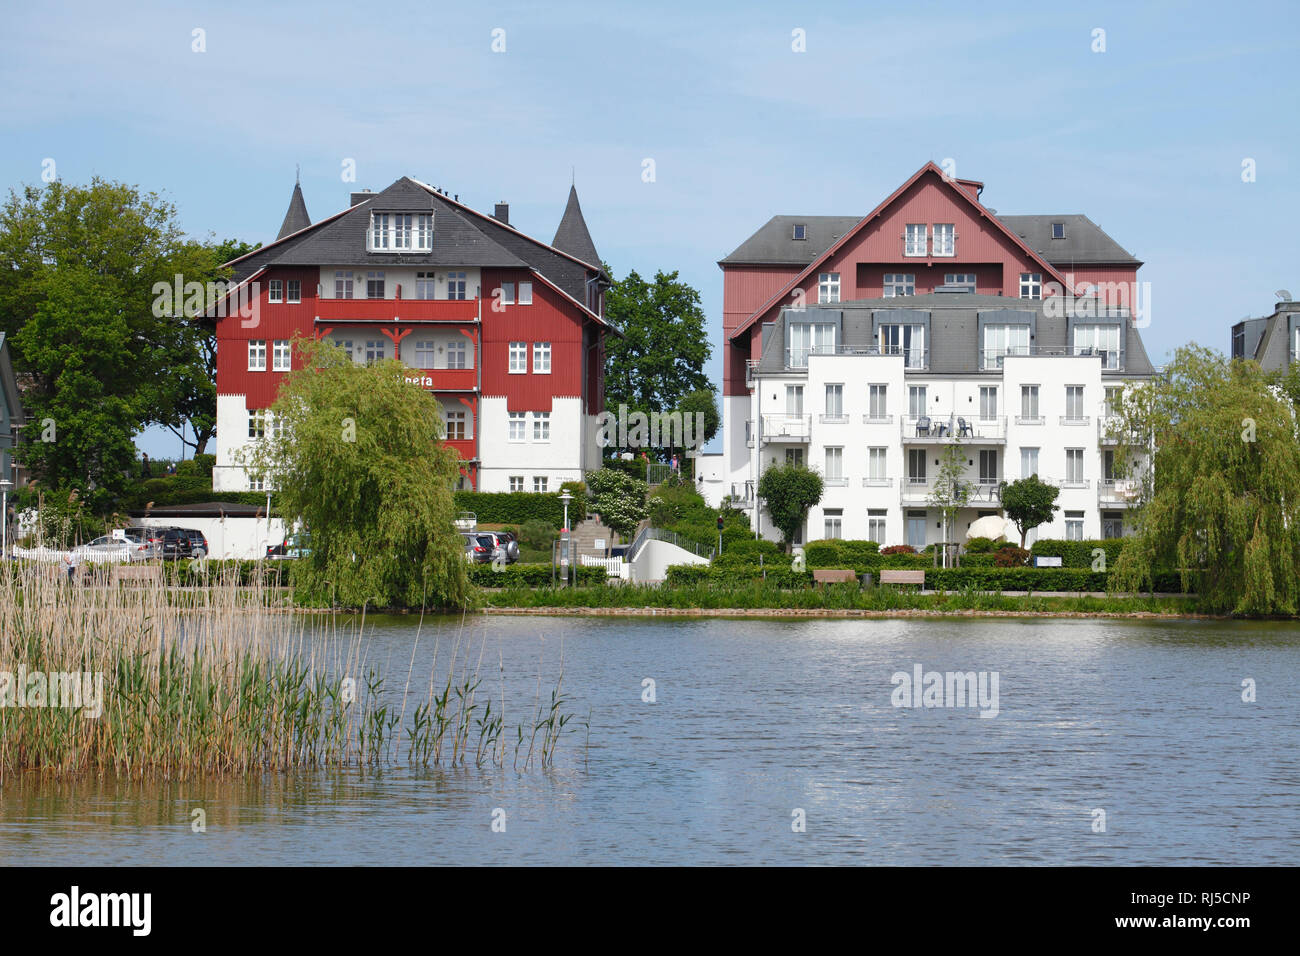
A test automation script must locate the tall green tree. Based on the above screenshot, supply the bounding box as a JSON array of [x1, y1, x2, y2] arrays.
[[0, 178, 213, 507], [1001, 475, 1061, 547], [248, 337, 470, 609], [757, 462, 823, 552], [584, 467, 648, 539], [603, 268, 711, 453], [1110, 346, 1300, 615]]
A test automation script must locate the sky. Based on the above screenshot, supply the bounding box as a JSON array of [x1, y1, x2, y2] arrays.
[[2, 0, 1298, 458]]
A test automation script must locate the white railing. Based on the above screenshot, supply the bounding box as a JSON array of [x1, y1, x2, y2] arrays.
[[862, 477, 895, 487], [761, 413, 812, 441], [580, 553, 629, 579], [901, 415, 1006, 441], [1098, 478, 1140, 504], [11, 546, 135, 565]]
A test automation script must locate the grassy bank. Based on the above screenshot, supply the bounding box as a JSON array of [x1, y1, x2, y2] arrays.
[[480, 582, 1202, 616], [0, 565, 578, 780]]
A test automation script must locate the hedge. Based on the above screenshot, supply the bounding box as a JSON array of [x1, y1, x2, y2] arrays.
[[928, 567, 1188, 593], [1030, 538, 1125, 569], [453, 487, 587, 527], [468, 563, 606, 587], [803, 539, 930, 572], [665, 563, 813, 588]]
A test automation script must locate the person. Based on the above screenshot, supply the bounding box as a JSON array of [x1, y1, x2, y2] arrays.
[[63, 550, 78, 584], [671, 454, 679, 472], [141, 453, 151, 478]]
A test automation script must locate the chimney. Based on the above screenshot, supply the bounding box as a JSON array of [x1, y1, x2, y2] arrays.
[[350, 189, 373, 207], [494, 202, 509, 225]]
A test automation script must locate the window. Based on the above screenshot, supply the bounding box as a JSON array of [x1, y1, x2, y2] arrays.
[[446, 272, 467, 300], [979, 386, 997, 420], [416, 214, 433, 250], [334, 271, 354, 299], [248, 340, 266, 371], [883, 273, 915, 297], [907, 448, 927, 483], [867, 509, 887, 544], [868, 384, 888, 420], [444, 410, 466, 441], [366, 271, 385, 299], [272, 414, 286, 440], [414, 340, 435, 369], [904, 224, 927, 256], [785, 448, 804, 466], [1065, 385, 1085, 421], [1020, 385, 1040, 421], [785, 384, 804, 415], [272, 340, 291, 372], [364, 340, 386, 365], [508, 412, 527, 442], [868, 447, 888, 481], [944, 273, 976, 292], [818, 272, 841, 304], [247, 408, 266, 439], [978, 450, 998, 485], [1051, 222, 1066, 240], [448, 340, 468, 369], [533, 412, 550, 441], [1065, 510, 1085, 541], [1019, 273, 1042, 300], [509, 476, 524, 492], [533, 477, 549, 492], [1104, 386, 1123, 417], [519, 282, 533, 305], [824, 508, 843, 540], [268, 279, 283, 303], [333, 339, 353, 361], [932, 223, 955, 257], [1101, 511, 1123, 540], [1020, 447, 1039, 477], [500, 282, 515, 305], [416, 272, 436, 299], [1066, 448, 1085, 484], [880, 323, 924, 367], [787, 322, 836, 367], [249, 475, 265, 492], [287, 280, 301, 303], [982, 324, 1030, 369], [533, 342, 551, 374], [906, 510, 926, 550], [824, 384, 843, 418], [394, 214, 413, 250], [1073, 324, 1121, 369], [792, 224, 807, 240], [1103, 449, 1116, 482], [369, 213, 390, 250], [824, 447, 843, 481], [908, 385, 927, 418], [509, 342, 527, 373]]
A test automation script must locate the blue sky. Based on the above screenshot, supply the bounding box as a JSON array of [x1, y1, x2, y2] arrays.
[[2, 0, 1297, 458]]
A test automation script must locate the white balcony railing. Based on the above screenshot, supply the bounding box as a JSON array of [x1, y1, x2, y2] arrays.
[[1098, 478, 1140, 504], [761, 413, 812, 442], [862, 413, 895, 426], [901, 415, 1006, 441], [862, 477, 895, 488]]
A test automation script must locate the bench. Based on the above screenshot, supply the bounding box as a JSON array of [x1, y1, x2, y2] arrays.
[[112, 564, 163, 586], [812, 569, 858, 587], [879, 569, 926, 586]]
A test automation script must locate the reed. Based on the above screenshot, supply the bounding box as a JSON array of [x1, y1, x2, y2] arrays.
[[0, 562, 579, 780]]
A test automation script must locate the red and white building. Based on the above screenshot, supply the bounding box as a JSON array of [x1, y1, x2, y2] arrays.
[[212, 176, 612, 493]]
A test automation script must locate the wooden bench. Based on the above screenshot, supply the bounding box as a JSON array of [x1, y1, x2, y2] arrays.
[[879, 569, 926, 586], [112, 564, 163, 586], [812, 569, 858, 587]]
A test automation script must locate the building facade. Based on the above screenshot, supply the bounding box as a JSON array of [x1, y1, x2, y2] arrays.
[[213, 177, 612, 493], [1230, 298, 1300, 372], [707, 162, 1155, 547]]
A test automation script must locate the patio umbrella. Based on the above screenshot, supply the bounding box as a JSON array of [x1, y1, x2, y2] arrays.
[[965, 514, 1010, 542]]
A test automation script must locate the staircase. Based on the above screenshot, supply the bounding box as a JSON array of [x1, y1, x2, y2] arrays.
[[569, 516, 617, 557]]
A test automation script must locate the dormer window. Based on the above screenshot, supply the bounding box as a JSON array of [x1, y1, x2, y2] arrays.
[[369, 212, 434, 251], [1051, 222, 1065, 239], [792, 224, 807, 240]]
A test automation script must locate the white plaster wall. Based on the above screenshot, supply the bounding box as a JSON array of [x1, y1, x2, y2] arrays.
[[477, 395, 584, 492], [131, 515, 286, 561]]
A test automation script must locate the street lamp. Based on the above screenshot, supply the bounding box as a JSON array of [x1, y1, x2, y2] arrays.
[[0, 479, 12, 561], [558, 490, 573, 534], [558, 491, 574, 587]]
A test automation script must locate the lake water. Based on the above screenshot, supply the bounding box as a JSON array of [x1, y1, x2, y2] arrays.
[[4, 614, 1299, 865]]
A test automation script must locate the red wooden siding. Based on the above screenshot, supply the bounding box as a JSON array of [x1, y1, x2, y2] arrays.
[[479, 269, 585, 413]]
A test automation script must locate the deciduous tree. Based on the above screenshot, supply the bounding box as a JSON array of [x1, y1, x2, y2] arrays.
[[757, 462, 823, 552]]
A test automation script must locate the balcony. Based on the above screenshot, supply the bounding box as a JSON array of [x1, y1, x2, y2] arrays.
[[761, 413, 812, 442], [901, 415, 1006, 443], [782, 344, 928, 371], [1099, 478, 1140, 506], [728, 482, 756, 508], [315, 297, 479, 324], [402, 367, 477, 391], [900, 478, 933, 503], [980, 346, 1123, 371], [1098, 417, 1141, 444], [443, 438, 476, 461]]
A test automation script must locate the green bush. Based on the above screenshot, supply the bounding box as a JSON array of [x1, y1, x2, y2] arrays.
[[929, 567, 1108, 591], [1031, 538, 1125, 568], [452, 490, 586, 527], [193, 454, 216, 477], [468, 563, 606, 588], [664, 563, 814, 589], [176, 459, 198, 477], [519, 518, 556, 550], [803, 540, 929, 572], [964, 536, 1001, 554], [993, 545, 1031, 567]]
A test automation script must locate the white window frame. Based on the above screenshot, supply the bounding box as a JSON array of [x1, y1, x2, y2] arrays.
[[533, 476, 549, 493], [932, 223, 955, 257], [908, 385, 927, 418], [446, 272, 467, 300], [944, 272, 976, 291], [366, 271, 385, 299], [883, 273, 916, 298], [364, 340, 386, 365], [868, 384, 888, 420], [824, 383, 843, 419], [508, 412, 527, 442], [818, 272, 841, 304], [247, 408, 266, 439], [824, 446, 843, 481], [500, 282, 515, 305], [509, 476, 524, 492], [272, 339, 291, 372], [1065, 448, 1085, 484], [268, 279, 283, 303], [415, 272, 436, 300], [416, 214, 433, 250], [823, 509, 843, 540], [509, 342, 527, 374], [334, 271, 353, 299], [518, 281, 533, 305], [1020, 385, 1040, 421], [904, 224, 928, 257], [1020, 447, 1039, 478], [447, 339, 468, 370], [287, 279, 301, 303], [1019, 272, 1042, 300], [533, 342, 551, 374], [867, 509, 887, 544], [413, 340, 436, 370], [533, 412, 551, 442], [979, 386, 997, 420], [1065, 385, 1086, 422], [444, 409, 467, 441], [982, 323, 1030, 369], [247, 340, 267, 372], [867, 447, 888, 481]]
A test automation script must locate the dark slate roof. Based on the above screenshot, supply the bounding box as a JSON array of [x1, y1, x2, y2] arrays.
[[720, 215, 862, 266], [996, 214, 1140, 266], [227, 177, 603, 305], [756, 293, 1157, 377], [552, 185, 602, 269], [276, 182, 311, 240], [1245, 301, 1300, 372]]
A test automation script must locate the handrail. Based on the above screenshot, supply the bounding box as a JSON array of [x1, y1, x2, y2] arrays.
[[627, 526, 714, 562]]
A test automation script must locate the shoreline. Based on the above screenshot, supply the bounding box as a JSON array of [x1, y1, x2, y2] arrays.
[[480, 605, 1223, 620]]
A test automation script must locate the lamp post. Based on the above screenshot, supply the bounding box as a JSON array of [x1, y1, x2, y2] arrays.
[[0, 479, 12, 561], [558, 491, 573, 586]]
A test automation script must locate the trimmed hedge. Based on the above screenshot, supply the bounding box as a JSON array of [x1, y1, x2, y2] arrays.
[[1030, 538, 1125, 569], [803, 539, 930, 572], [665, 563, 814, 588], [928, 567, 1188, 593], [468, 563, 606, 587], [453, 488, 587, 527]]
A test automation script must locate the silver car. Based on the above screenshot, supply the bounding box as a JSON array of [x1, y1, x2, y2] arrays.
[[75, 535, 158, 563]]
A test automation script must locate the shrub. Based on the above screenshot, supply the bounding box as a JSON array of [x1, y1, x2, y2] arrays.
[[193, 454, 216, 477], [964, 536, 1001, 554], [881, 544, 915, 556], [519, 518, 556, 550], [1031, 538, 1125, 569], [993, 545, 1031, 567], [452, 490, 585, 528], [468, 564, 605, 588]]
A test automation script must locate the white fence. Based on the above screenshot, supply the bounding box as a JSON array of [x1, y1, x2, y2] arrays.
[[580, 553, 629, 580], [11, 546, 133, 565]]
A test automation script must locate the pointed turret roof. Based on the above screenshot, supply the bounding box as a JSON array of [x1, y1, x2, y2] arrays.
[[551, 184, 601, 269], [276, 179, 311, 240]]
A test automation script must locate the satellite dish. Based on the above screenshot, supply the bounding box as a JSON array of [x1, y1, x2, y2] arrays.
[[1276, 290, 1292, 302]]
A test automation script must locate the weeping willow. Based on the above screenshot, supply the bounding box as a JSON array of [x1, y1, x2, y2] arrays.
[[1109, 345, 1300, 616]]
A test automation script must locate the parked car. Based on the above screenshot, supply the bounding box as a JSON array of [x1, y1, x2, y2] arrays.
[[73, 536, 143, 563], [495, 531, 521, 563], [155, 527, 196, 561], [462, 532, 493, 564], [267, 532, 311, 560], [115, 530, 163, 561], [474, 531, 516, 565], [172, 528, 209, 559]]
